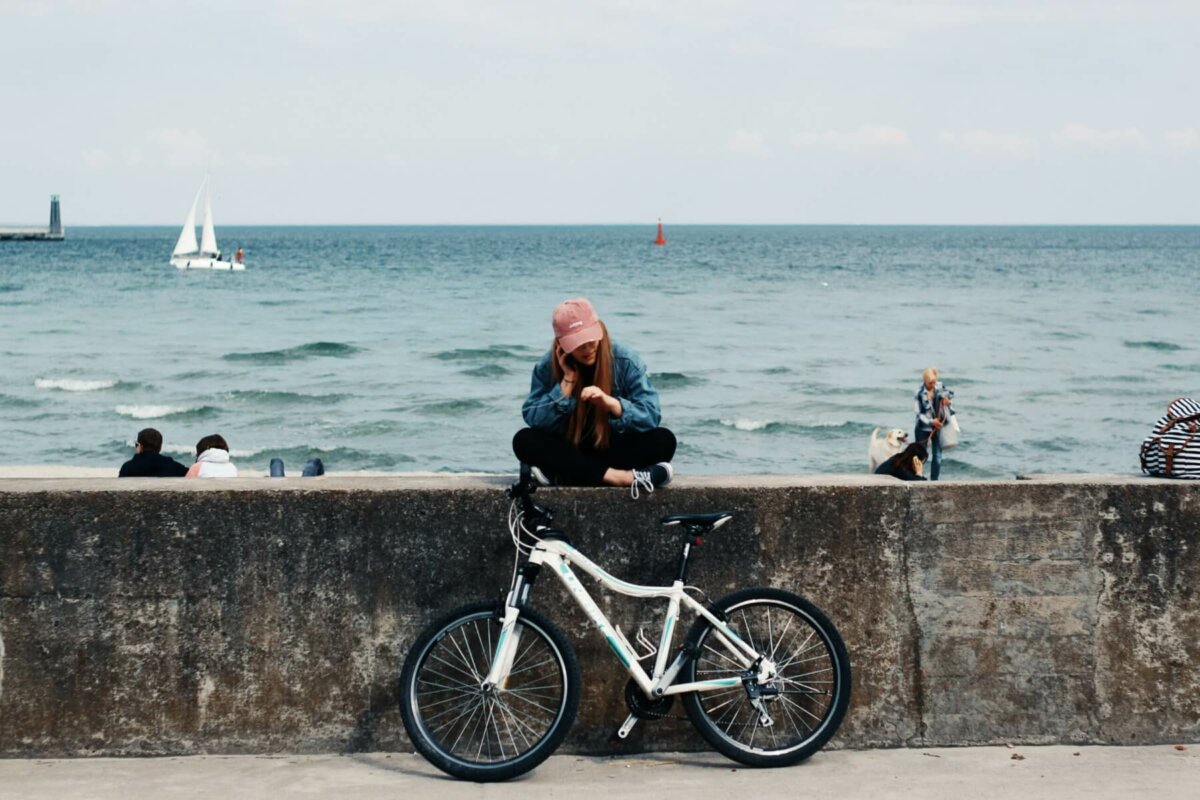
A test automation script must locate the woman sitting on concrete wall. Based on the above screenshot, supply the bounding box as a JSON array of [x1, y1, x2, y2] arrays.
[[513, 297, 675, 497], [185, 434, 239, 478]]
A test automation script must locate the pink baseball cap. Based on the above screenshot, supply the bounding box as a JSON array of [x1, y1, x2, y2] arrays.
[[552, 297, 603, 353]]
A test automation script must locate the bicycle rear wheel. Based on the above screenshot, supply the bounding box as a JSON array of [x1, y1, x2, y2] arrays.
[[400, 601, 581, 782], [681, 587, 851, 767]]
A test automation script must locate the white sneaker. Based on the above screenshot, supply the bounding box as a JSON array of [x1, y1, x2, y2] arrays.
[[630, 462, 673, 499]]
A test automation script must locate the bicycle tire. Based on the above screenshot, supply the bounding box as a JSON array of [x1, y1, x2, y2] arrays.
[[681, 587, 851, 767], [400, 601, 581, 782]]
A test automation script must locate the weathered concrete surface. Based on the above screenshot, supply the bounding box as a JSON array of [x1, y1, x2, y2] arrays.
[[0, 747, 1196, 800], [0, 475, 1196, 756]]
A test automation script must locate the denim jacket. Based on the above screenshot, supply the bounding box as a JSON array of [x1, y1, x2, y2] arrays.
[[914, 381, 954, 437], [522, 341, 661, 436]]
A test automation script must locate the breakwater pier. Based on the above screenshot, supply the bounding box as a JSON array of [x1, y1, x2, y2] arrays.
[[0, 195, 63, 240], [0, 473, 1196, 756]]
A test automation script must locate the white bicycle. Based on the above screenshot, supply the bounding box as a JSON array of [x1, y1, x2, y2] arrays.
[[399, 469, 851, 781]]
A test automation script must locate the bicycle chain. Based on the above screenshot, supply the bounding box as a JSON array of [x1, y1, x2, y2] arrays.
[[624, 678, 687, 721]]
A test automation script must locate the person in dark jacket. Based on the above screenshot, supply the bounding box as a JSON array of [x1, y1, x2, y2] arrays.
[[118, 428, 188, 477], [874, 443, 929, 481]]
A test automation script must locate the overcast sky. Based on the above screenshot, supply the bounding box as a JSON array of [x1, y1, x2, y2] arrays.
[[3, 0, 1199, 225]]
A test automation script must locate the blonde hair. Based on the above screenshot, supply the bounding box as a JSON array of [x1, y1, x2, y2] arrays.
[[550, 321, 614, 450], [922, 366, 939, 384]]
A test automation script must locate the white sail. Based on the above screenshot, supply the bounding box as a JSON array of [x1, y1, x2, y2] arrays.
[[199, 184, 218, 255], [172, 185, 202, 256]]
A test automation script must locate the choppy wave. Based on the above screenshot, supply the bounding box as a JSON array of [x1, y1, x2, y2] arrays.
[[172, 370, 223, 380], [712, 418, 876, 436], [0, 283, 23, 293], [0, 394, 40, 408], [652, 372, 704, 389], [114, 404, 220, 420], [415, 399, 490, 416], [433, 345, 536, 362], [35, 378, 118, 392], [1124, 340, 1185, 351], [460, 364, 511, 378], [224, 390, 350, 405], [223, 341, 363, 363], [1025, 437, 1083, 453]]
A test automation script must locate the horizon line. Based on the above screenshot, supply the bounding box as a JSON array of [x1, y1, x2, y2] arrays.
[[27, 221, 1200, 228]]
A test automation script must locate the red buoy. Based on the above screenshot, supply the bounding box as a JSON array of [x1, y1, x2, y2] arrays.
[[653, 218, 666, 246]]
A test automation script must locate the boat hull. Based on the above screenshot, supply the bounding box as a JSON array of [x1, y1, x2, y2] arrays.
[[171, 257, 246, 271]]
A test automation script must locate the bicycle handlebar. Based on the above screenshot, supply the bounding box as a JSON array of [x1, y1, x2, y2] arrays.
[[509, 465, 553, 524]]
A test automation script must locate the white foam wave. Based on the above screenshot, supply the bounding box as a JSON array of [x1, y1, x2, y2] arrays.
[[35, 378, 116, 392], [720, 418, 772, 431], [115, 405, 189, 419]]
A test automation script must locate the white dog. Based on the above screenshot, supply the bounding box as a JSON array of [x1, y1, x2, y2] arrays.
[[868, 427, 909, 473]]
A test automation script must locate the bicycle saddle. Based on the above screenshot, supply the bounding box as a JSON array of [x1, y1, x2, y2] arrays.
[[660, 512, 734, 529]]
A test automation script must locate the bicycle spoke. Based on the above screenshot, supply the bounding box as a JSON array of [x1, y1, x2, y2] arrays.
[[424, 656, 480, 685], [688, 598, 844, 759], [408, 609, 572, 769], [701, 642, 746, 672]]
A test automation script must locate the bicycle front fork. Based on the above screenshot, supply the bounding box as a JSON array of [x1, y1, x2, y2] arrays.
[[483, 562, 540, 688]]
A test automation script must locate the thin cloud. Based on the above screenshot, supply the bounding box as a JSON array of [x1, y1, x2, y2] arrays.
[[82, 148, 113, 169], [1164, 128, 1200, 152], [792, 125, 911, 153], [1051, 123, 1147, 150], [728, 130, 769, 158], [939, 130, 1037, 159], [237, 152, 291, 169], [146, 128, 223, 168]]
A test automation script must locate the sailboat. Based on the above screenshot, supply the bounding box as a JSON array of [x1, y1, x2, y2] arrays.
[[170, 179, 244, 271]]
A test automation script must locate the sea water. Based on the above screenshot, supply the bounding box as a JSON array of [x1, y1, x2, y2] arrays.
[[1, 225, 1197, 477]]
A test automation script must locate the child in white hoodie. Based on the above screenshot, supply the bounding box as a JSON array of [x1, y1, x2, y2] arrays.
[[185, 434, 239, 478]]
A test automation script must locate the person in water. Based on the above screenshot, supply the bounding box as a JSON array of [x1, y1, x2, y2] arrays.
[[513, 297, 676, 496], [874, 442, 929, 481], [118, 427, 188, 477], [185, 434, 239, 478]]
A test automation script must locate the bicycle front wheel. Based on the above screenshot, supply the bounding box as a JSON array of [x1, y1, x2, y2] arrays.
[[681, 587, 851, 767], [399, 601, 581, 782]]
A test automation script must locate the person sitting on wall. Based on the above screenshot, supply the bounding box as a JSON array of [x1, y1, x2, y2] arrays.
[[118, 428, 189, 477], [512, 297, 676, 496], [185, 434, 239, 478], [874, 442, 929, 481]]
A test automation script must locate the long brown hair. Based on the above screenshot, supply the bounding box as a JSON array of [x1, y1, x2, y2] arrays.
[[551, 321, 615, 450]]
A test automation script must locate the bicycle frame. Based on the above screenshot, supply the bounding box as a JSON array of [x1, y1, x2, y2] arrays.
[[484, 537, 777, 698]]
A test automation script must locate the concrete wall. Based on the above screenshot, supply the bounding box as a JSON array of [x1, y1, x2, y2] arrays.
[[0, 475, 1196, 756]]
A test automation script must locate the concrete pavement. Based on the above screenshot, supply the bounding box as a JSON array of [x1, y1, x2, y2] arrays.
[[0, 746, 1195, 799]]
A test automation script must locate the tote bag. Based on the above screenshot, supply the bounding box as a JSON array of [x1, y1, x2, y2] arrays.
[[939, 413, 961, 449]]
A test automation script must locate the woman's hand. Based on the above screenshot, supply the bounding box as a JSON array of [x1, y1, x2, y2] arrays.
[[581, 386, 622, 417], [555, 345, 578, 393], [932, 418, 944, 431]]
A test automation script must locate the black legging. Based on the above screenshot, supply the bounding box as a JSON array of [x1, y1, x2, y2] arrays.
[[512, 427, 677, 486]]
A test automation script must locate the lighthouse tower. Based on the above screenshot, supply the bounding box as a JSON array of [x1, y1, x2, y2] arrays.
[[48, 195, 63, 238]]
